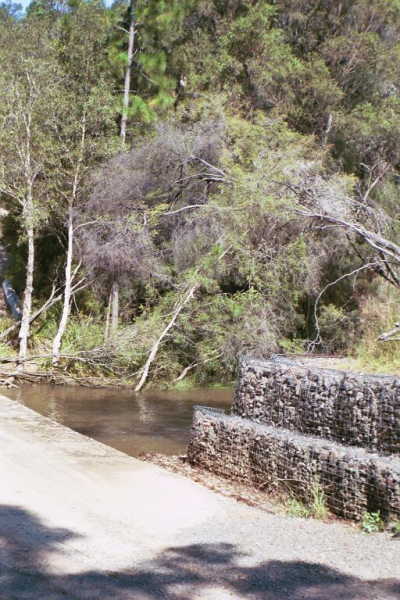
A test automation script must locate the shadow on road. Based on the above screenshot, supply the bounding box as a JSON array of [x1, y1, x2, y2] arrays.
[[0, 504, 398, 599]]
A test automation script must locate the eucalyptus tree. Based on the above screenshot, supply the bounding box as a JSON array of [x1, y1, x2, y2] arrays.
[[50, 82, 116, 364], [109, 0, 136, 337], [50, 0, 117, 363], [0, 6, 115, 364], [0, 21, 64, 363]]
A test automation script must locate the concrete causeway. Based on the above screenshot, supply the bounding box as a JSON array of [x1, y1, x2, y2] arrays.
[[0, 393, 399, 599]]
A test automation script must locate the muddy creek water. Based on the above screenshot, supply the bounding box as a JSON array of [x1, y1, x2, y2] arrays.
[[3, 384, 232, 457]]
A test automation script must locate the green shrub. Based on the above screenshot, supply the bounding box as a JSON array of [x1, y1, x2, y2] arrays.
[[391, 520, 400, 535], [0, 341, 15, 359], [318, 304, 357, 353], [361, 511, 384, 534]]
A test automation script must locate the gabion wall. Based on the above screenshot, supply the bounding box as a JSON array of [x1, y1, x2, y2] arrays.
[[187, 356, 400, 521], [232, 357, 400, 455], [188, 406, 400, 521]]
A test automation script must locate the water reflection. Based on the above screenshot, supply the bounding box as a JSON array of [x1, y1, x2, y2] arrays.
[[3, 384, 232, 457]]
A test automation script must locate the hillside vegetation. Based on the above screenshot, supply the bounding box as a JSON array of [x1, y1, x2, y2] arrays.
[[1, 0, 400, 385]]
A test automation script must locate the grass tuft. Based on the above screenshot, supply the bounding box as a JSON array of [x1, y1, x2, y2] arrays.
[[285, 481, 329, 521]]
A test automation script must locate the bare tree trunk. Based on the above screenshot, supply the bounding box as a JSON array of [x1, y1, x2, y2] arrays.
[[52, 204, 73, 365], [135, 284, 198, 392], [18, 104, 35, 367], [173, 351, 223, 382], [52, 115, 86, 364], [104, 289, 112, 342], [110, 280, 119, 337], [18, 215, 34, 365], [120, 0, 136, 144], [108, 4, 136, 331], [322, 113, 332, 147]]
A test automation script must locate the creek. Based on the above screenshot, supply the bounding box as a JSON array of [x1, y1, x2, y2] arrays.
[[3, 384, 232, 456]]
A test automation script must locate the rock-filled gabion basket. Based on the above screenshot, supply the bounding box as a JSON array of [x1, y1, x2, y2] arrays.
[[188, 357, 400, 521]]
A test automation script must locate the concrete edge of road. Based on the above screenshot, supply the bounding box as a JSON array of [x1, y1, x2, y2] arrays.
[[0, 392, 188, 475]]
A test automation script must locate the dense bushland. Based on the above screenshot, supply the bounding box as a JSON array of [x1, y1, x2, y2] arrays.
[[1, 0, 400, 384]]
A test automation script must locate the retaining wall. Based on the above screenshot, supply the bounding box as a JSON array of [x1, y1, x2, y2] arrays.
[[232, 357, 400, 455], [188, 406, 400, 521]]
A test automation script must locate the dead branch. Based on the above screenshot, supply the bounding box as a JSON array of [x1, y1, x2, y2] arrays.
[[377, 322, 400, 341], [0, 343, 135, 381], [191, 155, 226, 177], [0, 368, 125, 387], [308, 261, 385, 352], [173, 351, 223, 382], [134, 246, 231, 392], [135, 284, 198, 392], [322, 113, 332, 147], [162, 204, 205, 216], [174, 362, 198, 382], [297, 210, 400, 265], [359, 161, 391, 204], [0, 349, 110, 365], [0, 279, 88, 342], [0, 375, 18, 388]]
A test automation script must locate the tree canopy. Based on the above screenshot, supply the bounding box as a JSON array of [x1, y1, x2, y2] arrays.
[[1, 0, 400, 382]]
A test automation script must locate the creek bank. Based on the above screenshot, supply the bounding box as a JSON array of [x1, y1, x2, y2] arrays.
[[0, 351, 372, 391], [0, 364, 136, 388]]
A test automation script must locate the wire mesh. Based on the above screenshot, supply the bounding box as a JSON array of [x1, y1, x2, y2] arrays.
[[233, 360, 400, 456], [188, 406, 400, 522]]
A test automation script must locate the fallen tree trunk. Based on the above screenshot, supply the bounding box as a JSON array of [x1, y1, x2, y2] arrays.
[[297, 210, 400, 266], [0, 368, 128, 388], [135, 284, 198, 392]]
